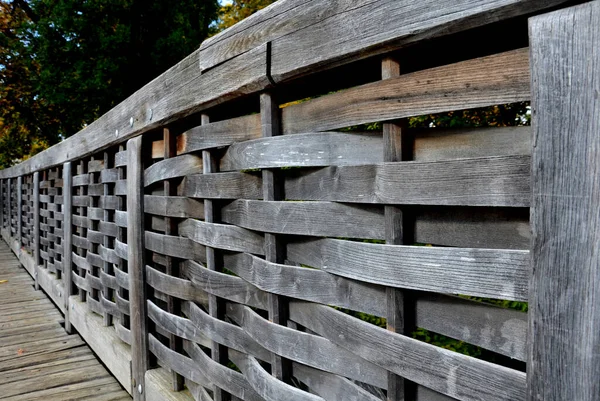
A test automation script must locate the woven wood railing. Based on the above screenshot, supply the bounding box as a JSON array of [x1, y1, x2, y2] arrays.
[[0, 1, 599, 401]]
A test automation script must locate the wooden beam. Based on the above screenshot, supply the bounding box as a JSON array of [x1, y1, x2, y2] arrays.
[[528, 3, 600, 400], [201, 113, 229, 401], [381, 56, 416, 401], [62, 162, 73, 333], [163, 127, 184, 391], [16, 176, 22, 247], [0, 179, 4, 233], [6, 179, 11, 239], [260, 92, 291, 384], [33, 172, 40, 290], [128, 136, 149, 401]]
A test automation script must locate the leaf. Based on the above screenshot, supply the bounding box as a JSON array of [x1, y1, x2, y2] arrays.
[[17, 348, 25, 355], [0, 280, 8, 284]]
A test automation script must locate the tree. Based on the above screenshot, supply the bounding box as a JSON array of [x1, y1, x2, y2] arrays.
[[215, 0, 275, 32], [0, 0, 219, 167]]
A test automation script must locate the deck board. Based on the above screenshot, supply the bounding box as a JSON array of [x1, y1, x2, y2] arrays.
[[0, 241, 131, 400]]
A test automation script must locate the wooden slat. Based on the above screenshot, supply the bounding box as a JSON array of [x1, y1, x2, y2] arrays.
[[288, 238, 529, 301], [144, 154, 203, 187], [178, 218, 264, 254], [178, 114, 262, 155], [198, 0, 568, 79], [285, 155, 530, 207], [144, 195, 204, 219], [179, 172, 262, 200], [128, 136, 149, 400], [282, 49, 529, 134], [289, 301, 525, 401], [529, 4, 600, 401], [220, 132, 383, 171]]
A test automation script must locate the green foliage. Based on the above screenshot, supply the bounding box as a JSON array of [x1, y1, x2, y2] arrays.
[[0, 0, 219, 167], [214, 0, 276, 32]]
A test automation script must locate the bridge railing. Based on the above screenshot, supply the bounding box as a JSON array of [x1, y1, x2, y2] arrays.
[[1, 1, 599, 401]]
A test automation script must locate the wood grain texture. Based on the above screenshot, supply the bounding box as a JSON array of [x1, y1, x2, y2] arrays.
[[220, 132, 383, 171], [288, 238, 529, 301], [224, 252, 385, 316], [67, 296, 133, 392], [281, 49, 529, 134], [127, 136, 149, 400], [62, 163, 74, 333], [198, 0, 568, 80], [144, 195, 204, 219], [145, 368, 195, 401], [227, 303, 387, 388], [228, 348, 323, 401], [411, 126, 531, 161], [285, 155, 530, 207], [32, 173, 40, 288], [179, 218, 264, 254], [290, 301, 525, 401], [145, 231, 206, 262], [144, 154, 203, 187], [182, 259, 268, 310], [529, 3, 600, 400], [146, 265, 208, 305], [179, 172, 262, 200], [221, 199, 384, 239], [292, 363, 383, 401], [177, 114, 262, 155]]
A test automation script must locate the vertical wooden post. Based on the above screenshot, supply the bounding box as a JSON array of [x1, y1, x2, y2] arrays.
[[16, 176, 22, 247], [33, 172, 40, 290], [77, 161, 87, 303], [117, 144, 129, 332], [128, 136, 148, 400], [261, 92, 291, 382], [381, 57, 416, 401], [529, 3, 600, 401], [102, 152, 113, 327], [7, 178, 11, 239], [63, 163, 73, 333], [201, 114, 229, 401], [0, 179, 4, 233], [163, 127, 184, 391]]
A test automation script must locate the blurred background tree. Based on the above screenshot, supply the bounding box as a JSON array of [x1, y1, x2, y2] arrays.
[[215, 0, 275, 31], [0, 0, 219, 167]]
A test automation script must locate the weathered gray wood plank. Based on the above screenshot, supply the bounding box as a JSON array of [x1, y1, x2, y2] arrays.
[[179, 172, 262, 200], [144, 195, 204, 219], [220, 132, 383, 171], [285, 156, 531, 207], [178, 114, 262, 155], [179, 218, 264, 254], [288, 238, 529, 301], [199, 0, 568, 80], [290, 301, 525, 401], [144, 154, 203, 187], [222, 200, 384, 240], [63, 162, 73, 333], [182, 259, 268, 310], [127, 136, 149, 400], [281, 49, 529, 134], [528, 3, 600, 400], [224, 252, 385, 316]]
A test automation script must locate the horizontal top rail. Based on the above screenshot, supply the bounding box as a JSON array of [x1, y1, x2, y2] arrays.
[[0, 0, 568, 179]]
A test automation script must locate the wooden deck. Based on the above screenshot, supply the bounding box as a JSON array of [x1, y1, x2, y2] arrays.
[[0, 241, 131, 400]]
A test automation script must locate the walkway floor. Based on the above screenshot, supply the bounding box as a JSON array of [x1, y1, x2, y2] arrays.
[[0, 241, 131, 400]]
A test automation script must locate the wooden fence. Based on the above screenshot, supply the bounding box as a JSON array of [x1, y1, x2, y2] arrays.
[[0, 1, 599, 400]]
